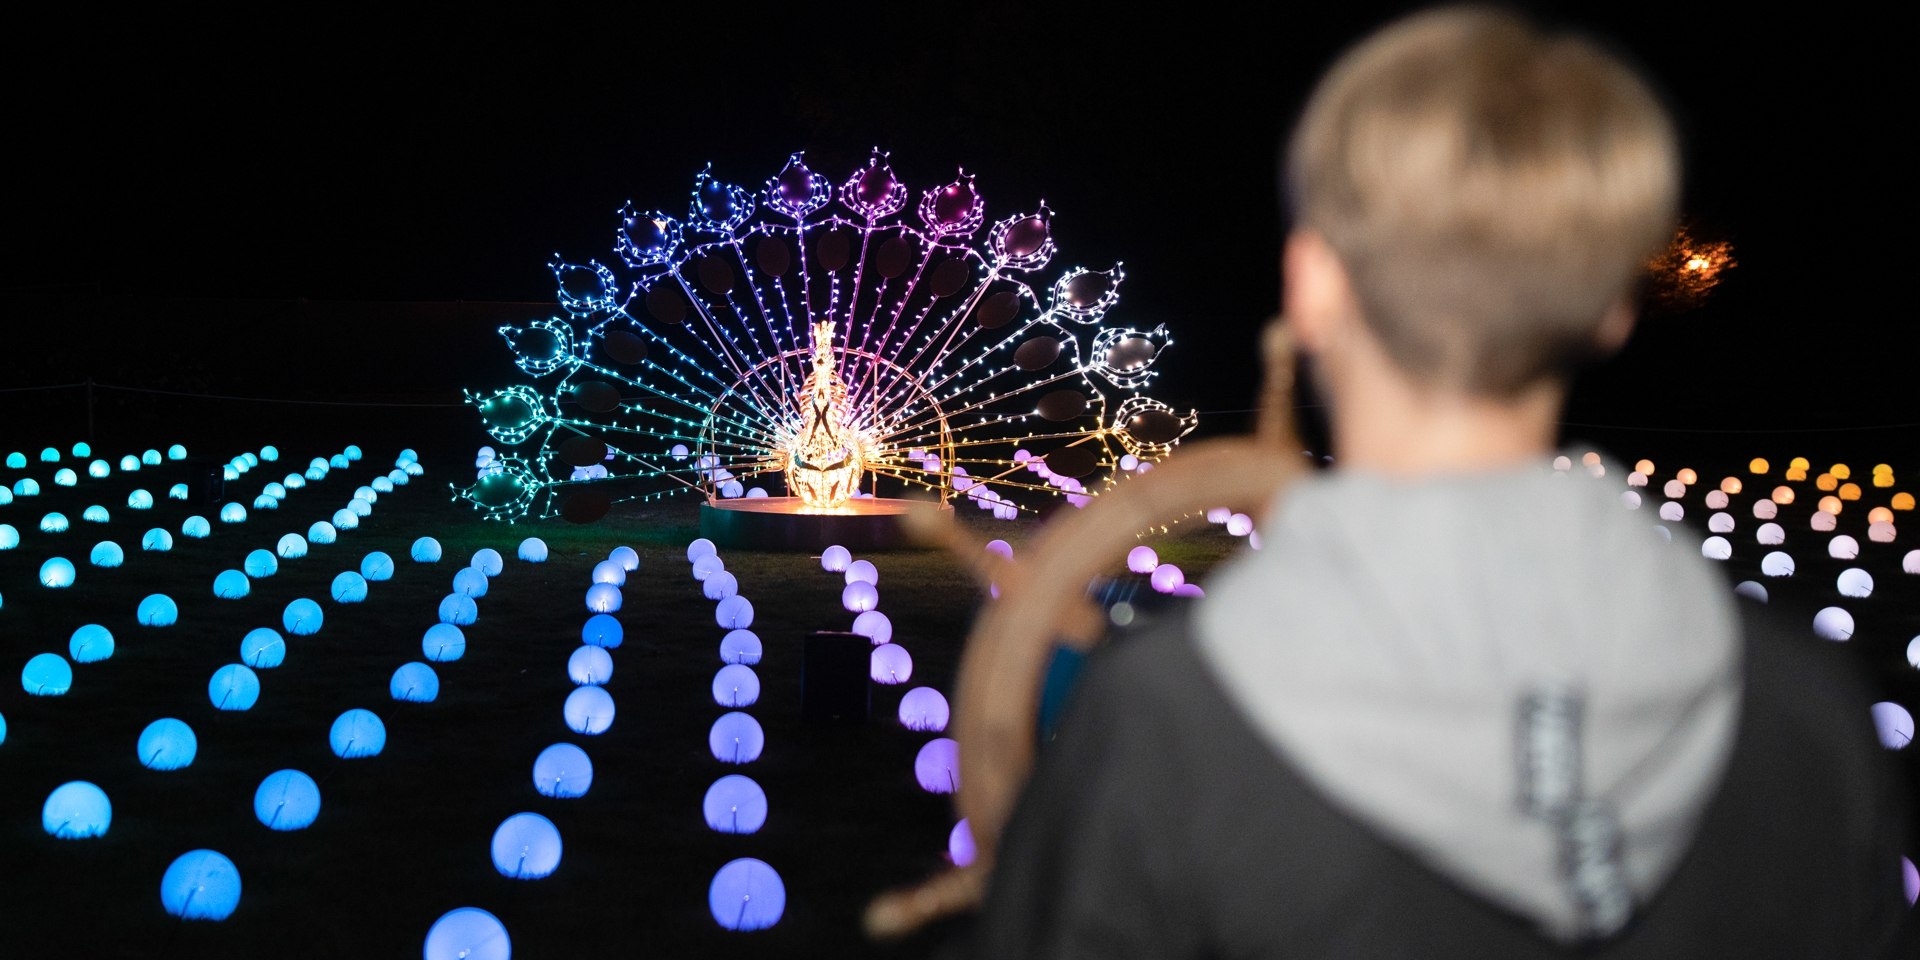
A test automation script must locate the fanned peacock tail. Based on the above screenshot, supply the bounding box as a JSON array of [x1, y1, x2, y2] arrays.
[[460, 149, 1196, 522]]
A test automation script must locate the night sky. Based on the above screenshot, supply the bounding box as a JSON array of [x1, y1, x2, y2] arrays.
[[3, 6, 1909, 439]]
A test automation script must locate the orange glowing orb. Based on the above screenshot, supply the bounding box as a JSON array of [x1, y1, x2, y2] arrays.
[[1748, 458, 1770, 475]]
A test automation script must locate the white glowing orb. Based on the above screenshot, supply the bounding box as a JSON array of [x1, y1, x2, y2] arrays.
[[1658, 502, 1684, 522], [1760, 551, 1795, 577], [1755, 522, 1785, 545], [1733, 581, 1767, 603], [1870, 702, 1913, 750], [1812, 606, 1853, 641], [1828, 535, 1859, 560], [1836, 568, 1874, 598], [1707, 512, 1734, 533], [1700, 536, 1732, 561]]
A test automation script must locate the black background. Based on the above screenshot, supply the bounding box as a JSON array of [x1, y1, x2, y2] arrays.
[[2, 5, 1909, 437]]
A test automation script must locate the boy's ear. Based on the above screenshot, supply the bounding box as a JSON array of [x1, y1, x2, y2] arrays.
[[1282, 229, 1350, 355], [1593, 299, 1638, 355]]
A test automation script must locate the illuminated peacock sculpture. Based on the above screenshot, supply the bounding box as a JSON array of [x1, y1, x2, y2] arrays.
[[459, 150, 1196, 523]]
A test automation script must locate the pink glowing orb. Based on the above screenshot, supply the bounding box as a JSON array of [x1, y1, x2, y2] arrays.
[[1552, 456, 1571, 472], [845, 560, 878, 585], [1226, 513, 1254, 537], [851, 610, 893, 644], [1206, 507, 1231, 523], [1751, 499, 1777, 519], [1869, 521, 1897, 543], [949, 819, 976, 867], [1704, 490, 1729, 510], [1150, 563, 1185, 593], [1662, 479, 1686, 499], [871, 644, 913, 684], [984, 539, 1013, 560], [914, 738, 960, 794], [1870, 702, 1913, 749], [1126, 545, 1158, 574], [842, 581, 879, 613], [1905, 550, 1920, 574], [1658, 502, 1684, 522], [898, 687, 949, 732], [1172, 583, 1206, 598], [1810, 511, 1837, 532], [1626, 471, 1648, 488], [1902, 857, 1918, 906]]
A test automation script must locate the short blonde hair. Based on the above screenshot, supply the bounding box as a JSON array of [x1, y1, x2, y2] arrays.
[[1287, 7, 1679, 396]]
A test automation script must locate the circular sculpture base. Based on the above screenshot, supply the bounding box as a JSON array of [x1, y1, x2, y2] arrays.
[[700, 498, 939, 553]]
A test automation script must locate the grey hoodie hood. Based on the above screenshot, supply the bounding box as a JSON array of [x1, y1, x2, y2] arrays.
[[1195, 455, 1741, 943]]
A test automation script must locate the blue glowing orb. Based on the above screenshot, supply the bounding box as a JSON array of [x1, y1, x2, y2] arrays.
[[3, 451, 21, 468], [581, 614, 624, 648], [142, 448, 161, 465], [898, 687, 950, 732], [709, 712, 765, 764], [687, 538, 717, 563], [241, 628, 286, 669], [82, 461, 106, 478], [38, 447, 58, 462], [360, 551, 394, 581], [585, 583, 622, 613], [438, 594, 478, 626], [0, 524, 17, 550], [563, 685, 615, 735], [23, 653, 73, 695], [81, 504, 109, 523], [330, 454, 350, 469], [139, 718, 198, 770], [411, 537, 443, 562], [517, 538, 549, 562], [591, 559, 625, 586], [423, 623, 467, 662], [452, 566, 489, 598], [143, 528, 172, 551], [390, 662, 440, 702], [169, 483, 189, 500], [345, 498, 371, 518], [424, 907, 510, 960], [1, 712, 7, 744], [220, 503, 247, 524], [182, 515, 211, 538], [128, 488, 153, 509], [254, 769, 321, 830], [703, 571, 739, 600], [353, 485, 377, 503], [532, 743, 593, 798], [160, 849, 241, 920], [609, 545, 640, 571], [331, 571, 368, 603], [283, 598, 324, 635], [331, 508, 358, 529], [276, 534, 307, 558], [307, 521, 336, 544], [69, 624, 115, 663], [120, 454, 140, 472], [259, 445, 277, 461], [852, 610, 893, 644], [168, 444, 187, 460], [567, 645, 613, 685], [264, 482, 286, 499], [40, 511, 69, 533], [209, 664, 261, 711], [949, 818, 976, 867], [692, 554, 725, 581], [713, 664, 761, 708], [251, 495, 278, 510], [716, 595, 755, 629], [720, 629, 762, 665], [703, 775, 768, 834], [43, 781, 111, 838], [13, 478, 40, 496], [213, 569, 251, 599], [709, 858, 785, 931], [245, 549, 279, 578], [372, 476, 393, 493], [471, 548, 504, 577], [40, 557, 76, 587], [138, 593, 179, 626], [54, 468, 76, 486], [89, 540, 125, 568], [329, 709, 386, 759], [491, 812, 563, 879]]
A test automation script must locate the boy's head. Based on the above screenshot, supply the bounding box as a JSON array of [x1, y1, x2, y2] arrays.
[[1285, 6, 1679, 398]]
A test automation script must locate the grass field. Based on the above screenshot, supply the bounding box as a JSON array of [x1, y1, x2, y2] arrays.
[[0, 427, 1913, 958]]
